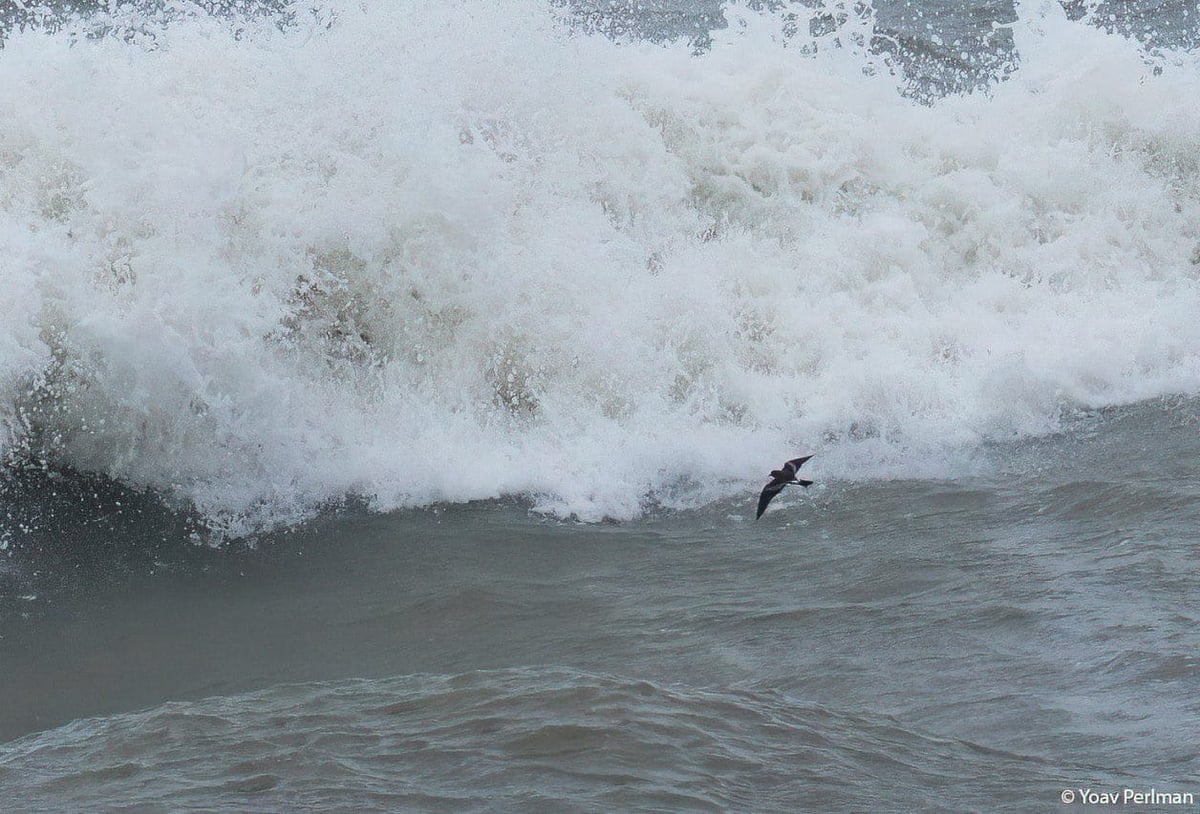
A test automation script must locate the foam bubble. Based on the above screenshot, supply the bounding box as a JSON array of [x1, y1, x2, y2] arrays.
[[2, 1, 1200, 533]]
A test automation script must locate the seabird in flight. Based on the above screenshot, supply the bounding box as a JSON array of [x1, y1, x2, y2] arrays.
[[756, 455, 814, 519]]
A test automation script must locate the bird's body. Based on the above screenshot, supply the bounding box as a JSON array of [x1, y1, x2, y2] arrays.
[[756, 455, 814, 519]]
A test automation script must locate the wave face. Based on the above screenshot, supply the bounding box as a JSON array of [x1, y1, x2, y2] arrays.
[[2, 0, 1200, 533], [0, 668, 1065, 811]]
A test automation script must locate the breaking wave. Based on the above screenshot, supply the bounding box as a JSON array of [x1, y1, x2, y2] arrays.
[[2, 0, 1200, 535]]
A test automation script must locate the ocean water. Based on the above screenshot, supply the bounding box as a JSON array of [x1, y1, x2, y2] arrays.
[[2, 0, 1200, 810]]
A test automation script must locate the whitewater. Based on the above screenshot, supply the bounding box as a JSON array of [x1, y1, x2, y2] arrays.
[[2, 0, 1199, 537]]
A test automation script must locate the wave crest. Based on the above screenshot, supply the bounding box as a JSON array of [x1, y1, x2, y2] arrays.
[[3, 0, 1200, 533]]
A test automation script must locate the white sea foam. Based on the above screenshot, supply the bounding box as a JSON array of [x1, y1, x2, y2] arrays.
[[2, 0, 1199, 533]]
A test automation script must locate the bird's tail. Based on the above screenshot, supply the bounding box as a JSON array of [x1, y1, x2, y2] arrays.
[[797, 479, 813, 488]]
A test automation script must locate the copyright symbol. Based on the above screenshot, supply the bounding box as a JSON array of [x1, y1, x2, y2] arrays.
[[1061, 789, 1075, 804]]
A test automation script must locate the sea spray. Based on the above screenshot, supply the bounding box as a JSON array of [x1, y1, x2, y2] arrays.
[[1, 0, 1199, 534]]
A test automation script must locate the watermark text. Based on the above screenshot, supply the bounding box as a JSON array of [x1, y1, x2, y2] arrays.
[[1061, 788, 1195, 806]]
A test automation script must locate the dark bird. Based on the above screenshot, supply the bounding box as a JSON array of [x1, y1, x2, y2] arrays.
[[756, 455, 814, 519]]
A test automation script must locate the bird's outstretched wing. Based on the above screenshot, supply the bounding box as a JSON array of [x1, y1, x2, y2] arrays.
[[783, 455, 814, 476], [756, 481, 787, 519]]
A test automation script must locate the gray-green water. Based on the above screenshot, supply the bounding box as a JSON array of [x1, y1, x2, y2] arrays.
[[4, 400, 1199, 810]]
